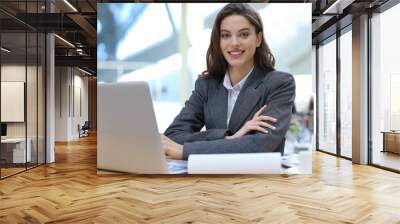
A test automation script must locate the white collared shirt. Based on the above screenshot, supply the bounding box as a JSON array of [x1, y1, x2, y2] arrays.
[[223, 67, 254, 126]]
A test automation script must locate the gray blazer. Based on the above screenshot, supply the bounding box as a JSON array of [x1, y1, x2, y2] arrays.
[[164, 66, 296, 160]]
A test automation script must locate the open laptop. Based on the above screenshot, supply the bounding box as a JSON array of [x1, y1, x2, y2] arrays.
[[97, 81, 187, 174]]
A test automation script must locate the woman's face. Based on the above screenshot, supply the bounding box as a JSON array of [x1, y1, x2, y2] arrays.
[[220, 15, 262, 71]]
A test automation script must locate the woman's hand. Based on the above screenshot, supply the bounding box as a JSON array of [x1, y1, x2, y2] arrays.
[[226, 105, 277, 139], [160, 134, 183, 160]]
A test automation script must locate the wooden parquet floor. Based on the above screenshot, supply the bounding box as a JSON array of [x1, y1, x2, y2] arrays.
[[1, 135, 400, 223]]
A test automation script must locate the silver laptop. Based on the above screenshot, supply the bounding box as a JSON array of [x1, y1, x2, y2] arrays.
[[97, 81, 187, 174]]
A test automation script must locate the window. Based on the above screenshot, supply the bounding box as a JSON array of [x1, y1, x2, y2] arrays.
[[317, 36, 337, 155], [339, 28, 352, 158], [371, 3, 400, 171]]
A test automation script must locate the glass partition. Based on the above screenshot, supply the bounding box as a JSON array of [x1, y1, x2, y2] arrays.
[[371, 3, 400, 171], [0, 1, 46, 179], [1, 30, 28, 177], [339, 28, 352, 158], [38, 32, 45, 165], [27, 30, 38, 169], [317, 36, 337, 155]]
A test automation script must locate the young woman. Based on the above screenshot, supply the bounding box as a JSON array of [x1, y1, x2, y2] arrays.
[[161, 3, 295, 160]]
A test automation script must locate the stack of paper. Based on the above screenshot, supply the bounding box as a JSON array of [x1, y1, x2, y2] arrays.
[[187, 153, 282, 174]]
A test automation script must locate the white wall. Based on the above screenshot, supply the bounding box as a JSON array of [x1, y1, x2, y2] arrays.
[[71, 73, 89, 138], [55, 67, 89, 141], [55, 67, 69, 141]]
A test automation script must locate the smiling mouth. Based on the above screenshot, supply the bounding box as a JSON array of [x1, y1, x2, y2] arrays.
[[228, 50, 245, 57]]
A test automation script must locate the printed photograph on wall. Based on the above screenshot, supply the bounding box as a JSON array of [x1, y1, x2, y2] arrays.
[[97, 3, 313, 174]]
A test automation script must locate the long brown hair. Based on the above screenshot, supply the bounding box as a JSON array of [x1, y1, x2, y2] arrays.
[[201, 3, 275, 80]]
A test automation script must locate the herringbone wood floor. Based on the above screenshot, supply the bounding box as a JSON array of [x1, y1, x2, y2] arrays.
[[1, 135, 400, 224]]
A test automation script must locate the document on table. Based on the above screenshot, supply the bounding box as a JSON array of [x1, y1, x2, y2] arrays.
[[167, 159, 188, 174], [187, 153, 282, 174]]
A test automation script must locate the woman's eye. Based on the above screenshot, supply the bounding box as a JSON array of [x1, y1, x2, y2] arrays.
[[221, 33, 230, 39], [240, 32, 249, 38]]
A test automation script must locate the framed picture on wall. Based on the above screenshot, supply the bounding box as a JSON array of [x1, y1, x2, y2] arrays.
[[1, 81, 25, 122]]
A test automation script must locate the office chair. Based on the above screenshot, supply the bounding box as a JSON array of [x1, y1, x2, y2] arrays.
[[79, 121, 90, 138]]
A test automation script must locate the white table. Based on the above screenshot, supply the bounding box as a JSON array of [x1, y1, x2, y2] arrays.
[[1, 138, 31, 163]]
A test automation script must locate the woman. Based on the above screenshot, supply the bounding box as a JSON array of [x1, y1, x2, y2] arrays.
[[161, 3, 295, 160]]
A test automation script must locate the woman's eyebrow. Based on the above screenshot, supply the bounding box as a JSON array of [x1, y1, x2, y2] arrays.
[[221, 28, 251, 33], [239, 28, 250, 32]]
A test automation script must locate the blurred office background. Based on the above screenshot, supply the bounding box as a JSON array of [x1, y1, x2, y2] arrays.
[[97, 3, 313, 157]]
